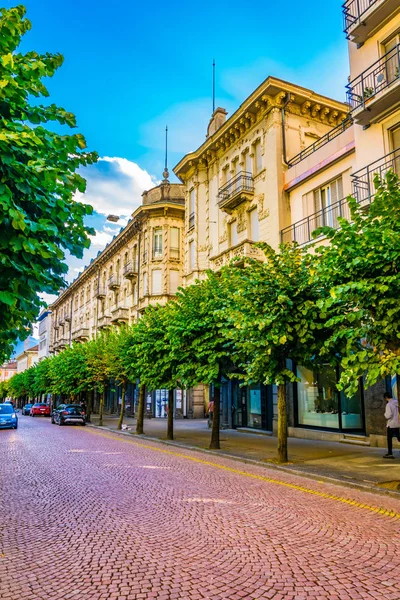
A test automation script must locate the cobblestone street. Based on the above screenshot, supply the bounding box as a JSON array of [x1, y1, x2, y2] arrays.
[[1, 416, 400, 600]]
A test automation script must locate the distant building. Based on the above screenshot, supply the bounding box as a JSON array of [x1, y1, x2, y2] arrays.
[[0, 361, 17, 383], [37, 309, 52, 361], [15, 344, 39, 373]]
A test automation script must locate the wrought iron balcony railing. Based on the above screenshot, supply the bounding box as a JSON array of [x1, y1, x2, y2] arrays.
[[217, 171, 254, 212], [346, 44, 400, 112], [287, 117, 352, 168], [352, 147, 400, 204], [95, 285, 107, 299], [281, 197, 352, 246], [123, 261, 138, 279], [342, 0, 380, 34], [108, 275, 120, 290]]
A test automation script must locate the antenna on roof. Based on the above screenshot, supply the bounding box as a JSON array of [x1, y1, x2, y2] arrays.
[[212, 58, 216, 113], [163, 125, 169, 182]]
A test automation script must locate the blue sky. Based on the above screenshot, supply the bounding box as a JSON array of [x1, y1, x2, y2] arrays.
[[5, 1, 349, 302]]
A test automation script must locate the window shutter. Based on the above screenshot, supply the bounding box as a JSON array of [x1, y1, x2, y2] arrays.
[[392, 126, 400, 152]]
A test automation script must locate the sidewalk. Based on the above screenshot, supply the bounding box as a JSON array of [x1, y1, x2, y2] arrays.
[[88, 414, 400, 494]]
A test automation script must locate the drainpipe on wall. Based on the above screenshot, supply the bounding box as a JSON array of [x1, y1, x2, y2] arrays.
[[281, 93, 291, 165]]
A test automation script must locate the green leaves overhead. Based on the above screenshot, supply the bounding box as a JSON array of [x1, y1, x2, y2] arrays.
[[0, 5, 98, 361]]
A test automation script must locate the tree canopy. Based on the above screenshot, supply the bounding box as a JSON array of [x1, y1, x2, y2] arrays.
[[0, 5, 97, 361]]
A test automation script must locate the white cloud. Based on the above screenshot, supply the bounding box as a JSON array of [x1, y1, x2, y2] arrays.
[[76, 156, 158, 218], [89, 229, 113, 247], [73, 266, 84, 274]]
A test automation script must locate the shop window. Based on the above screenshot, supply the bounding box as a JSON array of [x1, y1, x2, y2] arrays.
[[296, 365, 363, 431]]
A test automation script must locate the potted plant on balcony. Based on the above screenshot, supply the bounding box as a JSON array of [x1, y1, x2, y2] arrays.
[[363, 86, 375, 100]]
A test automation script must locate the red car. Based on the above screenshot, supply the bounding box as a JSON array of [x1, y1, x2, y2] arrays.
[[30, 403, 51, 417]]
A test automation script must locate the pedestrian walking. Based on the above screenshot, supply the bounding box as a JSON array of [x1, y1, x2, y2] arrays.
[[383, 392, 400, 459], [207, 398, 214, 428]]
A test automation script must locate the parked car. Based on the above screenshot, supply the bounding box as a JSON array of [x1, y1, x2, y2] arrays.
[[22, 403, 33, 416], [30, 403, 51, 417], [52, 404, 86, 426], [0, 403, 18, 429], [51, 404, 67, 423]]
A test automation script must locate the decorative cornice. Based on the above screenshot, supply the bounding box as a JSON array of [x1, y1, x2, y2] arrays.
[[173, 77, 349, 181]]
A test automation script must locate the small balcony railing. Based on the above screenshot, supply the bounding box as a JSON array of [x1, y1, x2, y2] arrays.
[[281, 197, 352, 246], [111, 306, 129, 323], [188, 212, 195, 230], [217, 172, 254, 212], [346, 44, 400, 113], [71, 327, 89, 342], [287, 117, 352, 168], [352, 147, 400, 204], [95, 285, 107, 299], [98, 315, 111, 329], [342, 0, 380, 34], [123, 261, 138, 279], [108, 275, 120, 290]]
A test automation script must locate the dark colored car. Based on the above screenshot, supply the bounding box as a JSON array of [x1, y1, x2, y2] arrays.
[[52, 404, 86, 426], [0, 403, 18, 429], [30, 403, 51, 417], [22, 403, 33, 416]]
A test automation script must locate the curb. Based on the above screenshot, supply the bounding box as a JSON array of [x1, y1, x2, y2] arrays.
[[86, 423, 400, 500]]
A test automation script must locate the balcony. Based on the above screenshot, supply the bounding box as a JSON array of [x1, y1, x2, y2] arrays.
[[57, 317, 65, 327], [217, 172, 254, 213], [108, 275, 120, 290], [123, 261, 138, 280], [98, 315, 111, 329], [71, 327, 89, 342], [346, 44, 400, 125], [95, 285, 107, 299], [352, 147, 400, 204], [64, 314, 71, 322], [110, 307, 129, 324], [343, 0, 400, 43], [54, 337, 69, 350], [209, 240, 264, 270], [281, 197, 352, 246], [287, 117, 352, 168]]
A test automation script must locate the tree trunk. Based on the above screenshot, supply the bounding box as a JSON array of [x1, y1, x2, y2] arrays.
[[136, 385, 145, 435], [86, 390, 93, 423], [117, 382, 126, 431], [99, 388, 105, 427], [277, 383, 288, 463], [167, 388, 174, 441], [209, 386, 221, 450]]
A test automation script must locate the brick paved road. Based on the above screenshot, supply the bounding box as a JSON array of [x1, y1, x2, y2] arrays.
[[1, 417, 400, 600]]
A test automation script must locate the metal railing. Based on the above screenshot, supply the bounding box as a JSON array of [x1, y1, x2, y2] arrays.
[[281, 197, 352, 246], [287, 117, 352, 168], [352, 147, 400, 203], [346, 44, 400, 111], [217, 171, 254, 205], [342, 0, 380, 35], [108, 274, 120, 289], [123, 261, 138, 277], [188, 212, 195, 230]]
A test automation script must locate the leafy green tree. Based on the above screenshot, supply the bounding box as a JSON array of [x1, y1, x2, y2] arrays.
[[131, 303, 182, 440], [49, 343, 91, 403], [32, 357, 53, 399], [169, 272, 239, 450], [0, 379, 9, 400], [0, 5, 97, 361], [8, 370, 28, 401], [105, 326, 135, 431], [220, 244, 326, 463], [312, 171, 400, 396], [84, 333, 112, 426]]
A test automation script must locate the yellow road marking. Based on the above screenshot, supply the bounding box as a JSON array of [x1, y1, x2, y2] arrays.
[[86, 428, 400, 521]]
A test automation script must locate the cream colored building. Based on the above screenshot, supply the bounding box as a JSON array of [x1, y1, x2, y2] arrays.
[[50, 178, 185, 354], [15, 343, 39, 374], [174, 78, 348, 283]]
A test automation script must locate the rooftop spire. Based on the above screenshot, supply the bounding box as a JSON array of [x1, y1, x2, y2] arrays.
[[162, 125, 169, 182], [212, 58, 215, 114]]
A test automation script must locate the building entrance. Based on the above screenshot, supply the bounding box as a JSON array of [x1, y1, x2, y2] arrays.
[[232, 383, 273, 431]]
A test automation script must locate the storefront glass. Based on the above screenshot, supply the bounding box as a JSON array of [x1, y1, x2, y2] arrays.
[[248, 384, 262, 429], [296, 365, 363, 431]]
